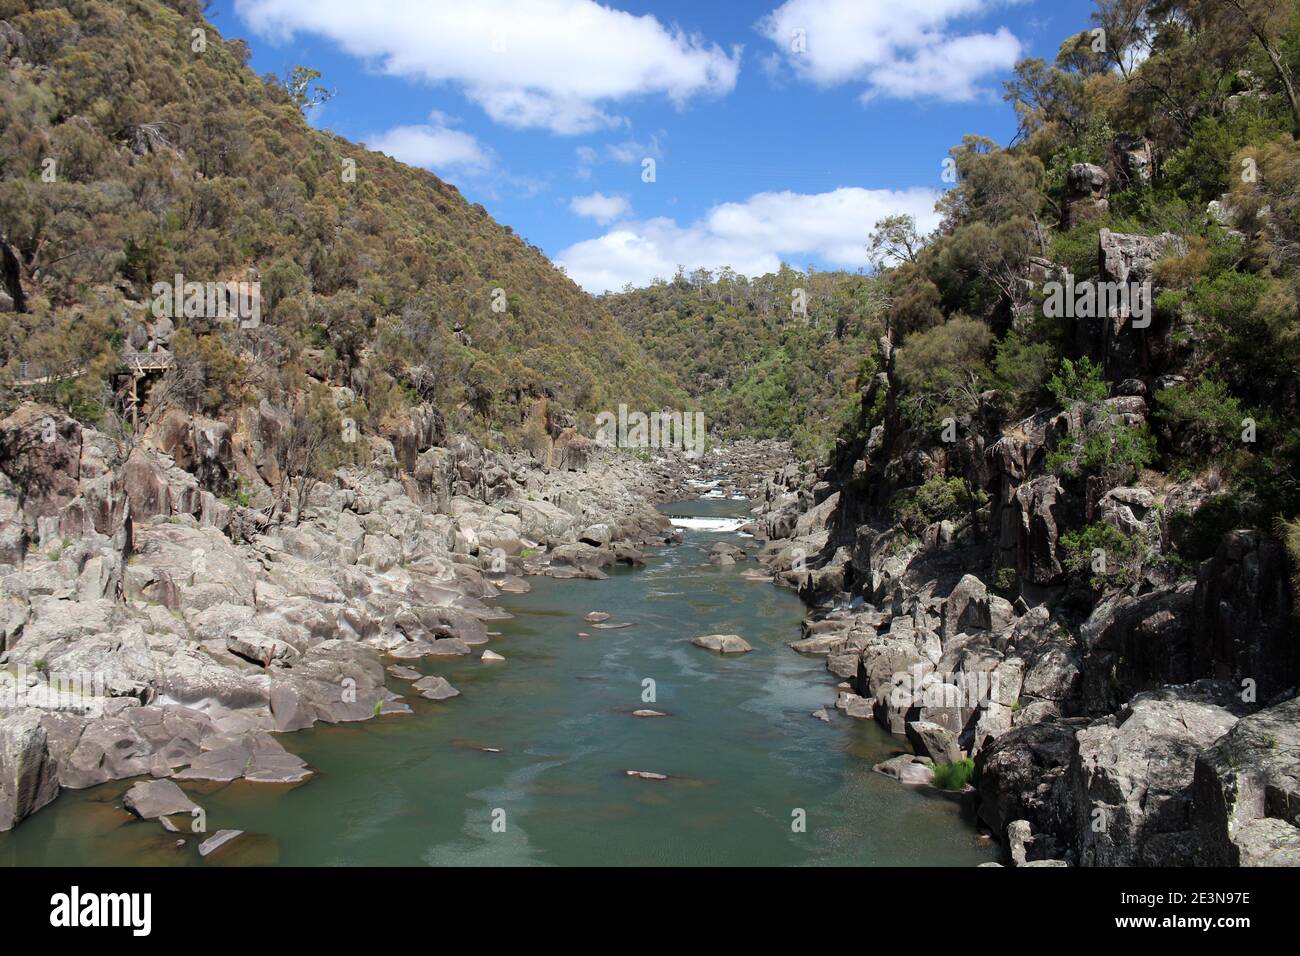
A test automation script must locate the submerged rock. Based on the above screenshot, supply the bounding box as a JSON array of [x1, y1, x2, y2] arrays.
[[625, 769, 668, 780]]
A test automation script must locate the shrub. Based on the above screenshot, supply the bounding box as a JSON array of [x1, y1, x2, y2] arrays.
[[932, 757, 975, 791], [893, 477, 988, 535], [1047, 356, 1108, 406], [1061, 522, 1145, 589], [1155, 378, 1247, 465]]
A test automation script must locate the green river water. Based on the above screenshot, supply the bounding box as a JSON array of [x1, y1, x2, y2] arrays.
[[0, 498, 994, 867]]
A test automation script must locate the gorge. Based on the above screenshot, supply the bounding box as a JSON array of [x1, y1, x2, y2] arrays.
[[1, 0, 1299, 872]]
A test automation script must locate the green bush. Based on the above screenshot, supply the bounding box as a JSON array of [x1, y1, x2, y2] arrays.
[[1061, 522, 1144, 589], [932, 757, 975, 791], [1047, 356, 1108, 406], [893, 477, 988, 535], [1155, 378, 1247, 465]]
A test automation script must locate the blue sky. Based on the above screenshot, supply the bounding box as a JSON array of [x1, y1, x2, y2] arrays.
[[207, 0, 1098, 292]]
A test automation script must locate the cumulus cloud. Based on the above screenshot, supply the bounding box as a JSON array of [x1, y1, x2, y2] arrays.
[[556, 186, 942, 293], [757, 0, 1022, 102], [570, 192, 632, 224], [366, 120, 494, 176], [235, 0, 741, 134]]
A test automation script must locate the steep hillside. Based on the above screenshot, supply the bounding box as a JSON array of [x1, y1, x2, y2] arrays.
[[0, 0, 683, 443], [752, 1, 1300, 867]]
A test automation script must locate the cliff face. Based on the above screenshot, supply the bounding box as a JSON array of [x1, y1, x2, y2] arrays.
[[752, 156, 1300, 867]]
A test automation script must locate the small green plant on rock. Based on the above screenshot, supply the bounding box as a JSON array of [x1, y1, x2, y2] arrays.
[[932, 757, 975, 791]]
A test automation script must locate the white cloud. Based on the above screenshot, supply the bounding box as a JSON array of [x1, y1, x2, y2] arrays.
[[575, 134, 663, 180], [570, 192, 632, 224], [235, 0, 741, 134], [556, 186, 942, 293], [757, 0, 1022, 102], [366, 120, 494, 176]]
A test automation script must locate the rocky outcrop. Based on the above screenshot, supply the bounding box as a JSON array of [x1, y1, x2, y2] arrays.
[[1073, 683, 1244, 866], [1004, 475, 1069, 585], [0, 710, 60, 831], [1192, 696, 1300, 866], [0, 404, 82, 521], [1085, 229, 1188, 379], [1064, 163, 1109, 228], [0, 400, 686, 832], [1193, 531, 1297, 701], [975, 718, 1081, 856]]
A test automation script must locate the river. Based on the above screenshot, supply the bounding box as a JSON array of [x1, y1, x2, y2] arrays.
[[0, 497, 993, 866]]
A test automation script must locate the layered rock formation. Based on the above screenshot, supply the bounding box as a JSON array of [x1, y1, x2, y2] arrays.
[[0, 400, 678, 831]]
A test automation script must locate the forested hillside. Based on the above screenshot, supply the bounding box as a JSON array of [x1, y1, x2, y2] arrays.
[[0, 0, 683, 448], [746, 0, 1300, 866], [842, 0, 1300, 562], [603, 266, 882, 457]]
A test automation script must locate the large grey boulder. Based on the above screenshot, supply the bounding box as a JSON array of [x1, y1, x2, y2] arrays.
[[941, 574, 1013, 640], [0, 711, 60, 831], [975, 718, 1081, 849], [691, 634, 752, 654], [1079, 584, 1198, 715], [1073, 684, 1243, 866], [412, 676, 460, 701], [907, 720, 963, 764], [1192, 696, 1300, 866]]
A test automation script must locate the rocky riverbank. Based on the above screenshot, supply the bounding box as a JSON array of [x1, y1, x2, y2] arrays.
[[742, 448, 1300, 868], [0, 401, 787, 835]]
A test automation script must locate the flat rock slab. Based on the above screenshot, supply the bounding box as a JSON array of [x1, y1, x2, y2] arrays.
[[123, 780, 200, 820], [425, 638, 472, 657], [591, 622, 633, 630], [198, 829, 244, 858], [584, 611, 611, 623], [481, 650, 506, 663], [691, 633, 752, 654], [388, 641, 436, 660], [412, 676, 460, 701], [873, 754, 935, 786], [625, 770, 668, 780], [172, 733, 312, 785], [387, 665, 423, 680], [632, 709, 667, 718], [789, 635, 848, 655]]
